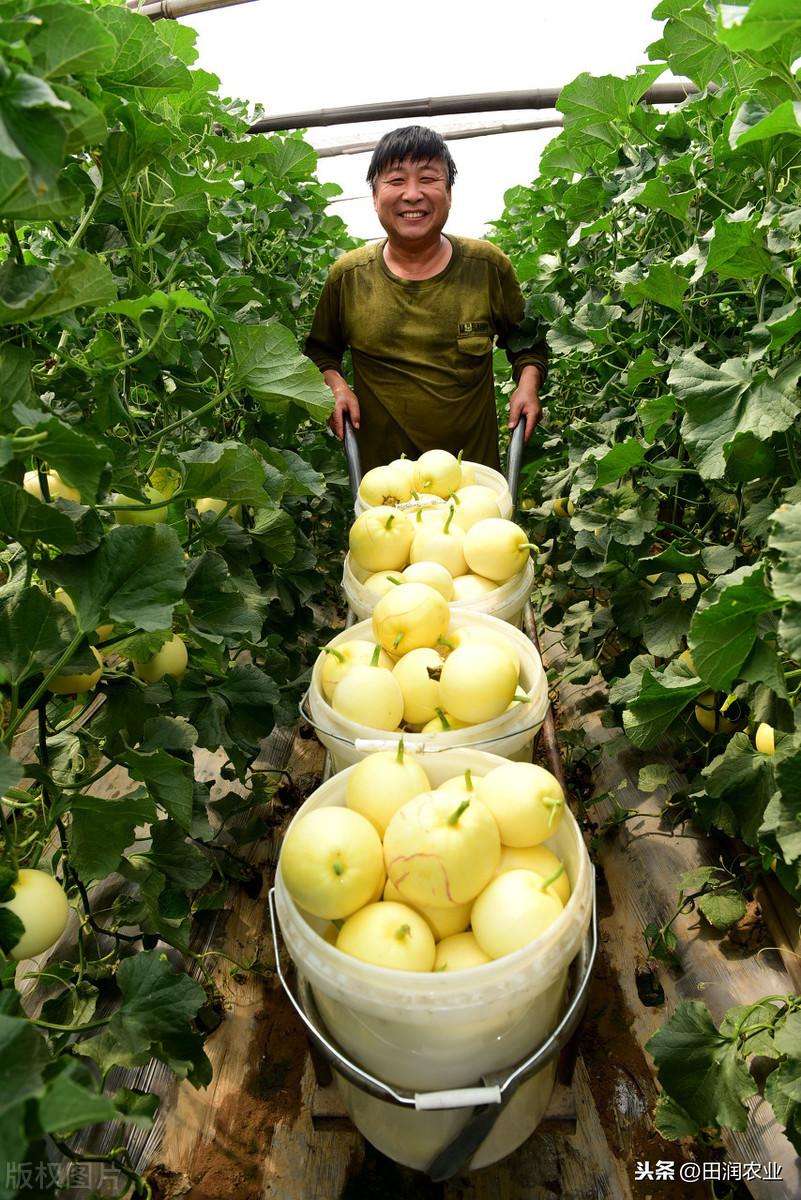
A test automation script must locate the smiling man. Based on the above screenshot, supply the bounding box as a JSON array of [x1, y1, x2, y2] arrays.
[[304, 126, 547, 472]]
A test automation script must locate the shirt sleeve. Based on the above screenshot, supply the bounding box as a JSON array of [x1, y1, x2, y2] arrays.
[[493, 259, 549, 385], [304, 272, 346, 374]]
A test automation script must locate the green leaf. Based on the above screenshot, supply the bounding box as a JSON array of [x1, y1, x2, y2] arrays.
[[124, 747, 194, 831], [110, 1087, 159, 1131], [0, 585, 76, 686], [141, 716, 198, 754], [228, 322, 334, 422], [638, 396, 675, 444], [702, 732, 777, 845], [143, 821, 213, 892], [0, 345, 33, 418], [678, 866, 723, 893], [254, 136, 317, 181], [646, 999, 757, 1132], [765, 1059, 801, 1153], [638, 763, 672, 792], [12, 405, 109, 500], [623, 178, 694, 222], [68, 792, 157, 883], [109, 949, 205, 1054], [731, 98, 801, 149], [51, 83, 108, 154], [0, 748, 22, 796], [774, 1012, 801, 1059], [0, 67, 67, 195], [642, 598, 691, 658], [704, 211, 773, 282], [628, 349, 669, 391], [177, 663, 280, 754], [37, 1064, 120, 1135], [0, 1014, 50, 1117], [0, 250, 116, 324], [689, 563, 784, 690], [589, 439, 647, 487], [557, 65, 665, 133], [0, 908, 24, 957], [651, 4, 729, 87], [623, 668, 705, 749], [105, 288, 212, 322], [0, 481, 78, 549], [739, 638, 788, 698], [97, 7, 193, 93], [721, 1001, 783, 1057], [653, 1093, 699, 1139], [178, 441, 269, 504], [45, 524, 186, 633], [671, 352, 801, 481], [185, 552, 265, 640], [769, 501, 801, 604], [28, 3, 117, 79], [624, 262, 690, 312], [697, 890, 747, 930], [250, 505, 297, 564], [717, 0, 801, 52], [752, 298, 801, 351]]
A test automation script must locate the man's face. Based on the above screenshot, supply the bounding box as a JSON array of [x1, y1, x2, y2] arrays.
[[372, 157, 452, 246]]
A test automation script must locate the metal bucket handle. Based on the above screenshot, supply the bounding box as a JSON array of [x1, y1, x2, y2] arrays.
[[298, 689, 546, 755], [268, 871, 596, 1116]]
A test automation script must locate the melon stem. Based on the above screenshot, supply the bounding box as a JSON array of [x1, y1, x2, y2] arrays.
[[322, 647, 344, 663], [540, 864, 565, 891], [447, 799, 470, 825]]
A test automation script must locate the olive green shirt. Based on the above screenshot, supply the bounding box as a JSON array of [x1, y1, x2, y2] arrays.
[[305, 235, 547, 472]]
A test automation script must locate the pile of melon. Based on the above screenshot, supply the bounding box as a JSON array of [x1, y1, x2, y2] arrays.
[[280, 751, 570, 972], [358, 448, 494, 509], [348, 498, 536, 606], [319, 582, 532, 733]]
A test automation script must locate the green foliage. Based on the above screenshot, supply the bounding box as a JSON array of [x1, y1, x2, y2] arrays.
[[0, 0, 356, 1187], [492, 0, 801, 898], [647, 996, 801, 1152], [493, 0, 801, 1158]]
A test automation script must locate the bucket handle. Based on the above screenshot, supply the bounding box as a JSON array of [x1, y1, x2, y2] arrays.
[[298, 693, 447, 754], [268, 872, 597, 1114], [298, 691, 544, 754]]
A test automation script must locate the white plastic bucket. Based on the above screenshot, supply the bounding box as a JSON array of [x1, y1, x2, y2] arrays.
[[306, 611, 550, 773], [342, 554, 535, 627], [354, 461, 513, 520], [273, 748, 593, 1172]]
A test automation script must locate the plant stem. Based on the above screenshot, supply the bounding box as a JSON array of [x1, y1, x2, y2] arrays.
[[3, 631, 85, 744]]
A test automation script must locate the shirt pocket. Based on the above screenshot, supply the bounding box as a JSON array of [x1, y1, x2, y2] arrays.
[[456, 333, 493, 357]]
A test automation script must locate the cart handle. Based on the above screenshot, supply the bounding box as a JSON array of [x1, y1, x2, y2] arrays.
[[342, 413, 362, 500], [344, 414, 525, 506], [506, 420, 525, 509]]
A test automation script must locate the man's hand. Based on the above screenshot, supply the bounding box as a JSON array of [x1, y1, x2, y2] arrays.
[[323, 369, 361, 440], [508, 364, 543, 441]]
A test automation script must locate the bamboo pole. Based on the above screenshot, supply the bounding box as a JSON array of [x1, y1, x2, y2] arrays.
[[248, 82, 698, 134], [316, 118, 564, 158], [127, 0, 256, 20]]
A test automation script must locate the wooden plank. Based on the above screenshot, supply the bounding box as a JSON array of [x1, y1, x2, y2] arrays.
[[540, 627, 801, 1200]]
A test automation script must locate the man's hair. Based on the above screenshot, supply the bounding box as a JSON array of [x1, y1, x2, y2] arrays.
[[366, 126, 457, 191]]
